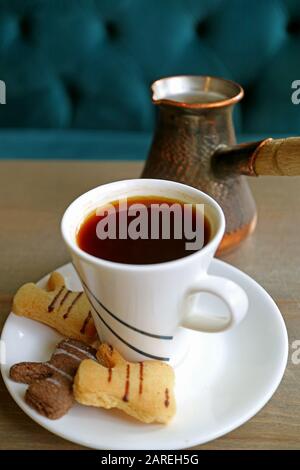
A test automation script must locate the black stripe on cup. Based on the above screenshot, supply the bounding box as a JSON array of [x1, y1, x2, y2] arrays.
[[85, 291, 170, 362], [73, 265, 173, 340]]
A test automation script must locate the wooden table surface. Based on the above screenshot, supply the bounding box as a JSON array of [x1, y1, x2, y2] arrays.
[[0, 160, 299, 450]]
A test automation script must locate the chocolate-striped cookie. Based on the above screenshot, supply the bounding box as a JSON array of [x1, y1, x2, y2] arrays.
[[74, 343, 176, 424], [12, 272, 97, 344]]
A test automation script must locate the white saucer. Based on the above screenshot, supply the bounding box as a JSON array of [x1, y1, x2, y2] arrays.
[[1, 260, 288, 450]]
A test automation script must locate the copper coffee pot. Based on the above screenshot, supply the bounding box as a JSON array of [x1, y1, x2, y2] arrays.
[[142, 75, 300, 252]]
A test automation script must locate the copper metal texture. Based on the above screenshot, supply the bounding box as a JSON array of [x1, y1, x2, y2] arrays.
[[142, 76, 257, 252]]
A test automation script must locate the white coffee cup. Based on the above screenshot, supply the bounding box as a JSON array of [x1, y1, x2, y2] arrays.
[[61, 179, 248, 365]]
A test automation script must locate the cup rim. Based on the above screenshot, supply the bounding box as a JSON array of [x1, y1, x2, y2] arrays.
[[61, 179, 225, 272]]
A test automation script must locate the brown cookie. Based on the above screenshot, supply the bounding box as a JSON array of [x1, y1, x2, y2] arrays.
[[12, 272, 97, 344], [10, 338, 97, 419]]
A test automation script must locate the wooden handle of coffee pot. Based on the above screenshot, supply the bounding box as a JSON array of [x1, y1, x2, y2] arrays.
[[212, 137, 300, 177], [253, 137, 300, 176]]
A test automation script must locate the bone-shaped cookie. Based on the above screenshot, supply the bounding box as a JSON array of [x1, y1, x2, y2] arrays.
[[74, 344, 176, 424], [10, 338, 97, 419], [13, 272, 97, 344]]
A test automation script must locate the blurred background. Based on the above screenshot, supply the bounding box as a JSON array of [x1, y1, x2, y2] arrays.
[[0, 0, 299, 158]]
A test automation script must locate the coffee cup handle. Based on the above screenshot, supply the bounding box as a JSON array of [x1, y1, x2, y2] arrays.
[[181, 275, 248, 333]]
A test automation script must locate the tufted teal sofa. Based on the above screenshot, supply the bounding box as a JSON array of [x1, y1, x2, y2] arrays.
[[0, 0, 299, 159]]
